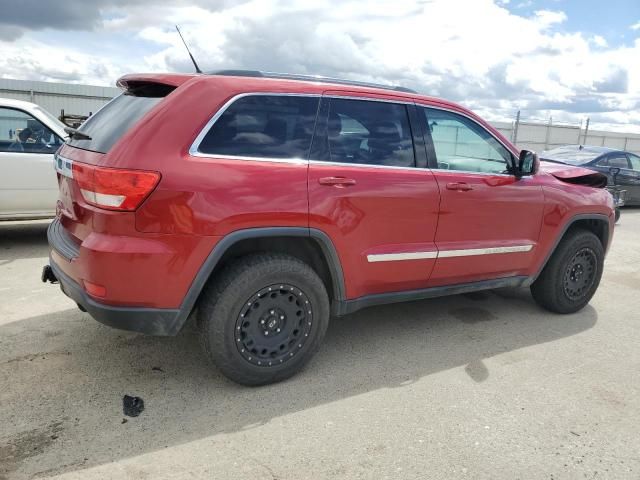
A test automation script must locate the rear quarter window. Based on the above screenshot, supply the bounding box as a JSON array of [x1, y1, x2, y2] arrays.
[[197, 95, 320, 160]]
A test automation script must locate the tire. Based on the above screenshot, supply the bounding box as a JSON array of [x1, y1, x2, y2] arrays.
[[530, 229, 604, 314], [198, 253, 330, 386]]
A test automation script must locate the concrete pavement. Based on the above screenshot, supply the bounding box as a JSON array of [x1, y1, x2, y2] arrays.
[[1, 211, 639, 479]]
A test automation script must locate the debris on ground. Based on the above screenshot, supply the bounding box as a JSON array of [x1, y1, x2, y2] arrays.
[[122, 395, 145, 417]]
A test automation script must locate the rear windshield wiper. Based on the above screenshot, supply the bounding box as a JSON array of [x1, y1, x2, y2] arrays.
[[64, 126, 92, 141]]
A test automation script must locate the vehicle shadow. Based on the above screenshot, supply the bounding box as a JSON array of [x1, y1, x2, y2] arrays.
[[0, 220, 50, 265], [0, 288, 597, 479]]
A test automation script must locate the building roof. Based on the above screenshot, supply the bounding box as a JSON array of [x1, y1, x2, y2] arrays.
[[0, 78, 119, 98]]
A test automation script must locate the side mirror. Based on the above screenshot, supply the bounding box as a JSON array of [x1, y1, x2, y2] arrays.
[[515, 150, 539, 177]]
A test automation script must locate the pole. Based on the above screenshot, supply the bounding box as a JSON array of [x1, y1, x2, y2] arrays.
[[513, 110, 520, 145], [583, 118, 590, 145], [544, 116, 552, 150]]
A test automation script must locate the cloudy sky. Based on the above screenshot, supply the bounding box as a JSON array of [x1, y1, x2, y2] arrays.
[[1, 0, 639, 132]]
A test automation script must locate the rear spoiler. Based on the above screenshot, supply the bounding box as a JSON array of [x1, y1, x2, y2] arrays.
[[116, 73, 197, 91]]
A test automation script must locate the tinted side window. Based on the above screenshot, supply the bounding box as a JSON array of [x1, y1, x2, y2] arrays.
[[605, 154, 630, 169], [326, 98, 415, 167], [423, 107, 513, 174], [0, 107, 62, 154], [198, 95, 319, 159]]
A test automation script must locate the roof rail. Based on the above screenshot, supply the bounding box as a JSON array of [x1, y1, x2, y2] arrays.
[[209, 69, 418, 94]]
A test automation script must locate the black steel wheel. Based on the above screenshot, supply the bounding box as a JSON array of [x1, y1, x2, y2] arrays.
[[531, 229, 604, 314], [235, 284, 314, 367], [563, 248, 597, 301], [198, 253, 330, 386]]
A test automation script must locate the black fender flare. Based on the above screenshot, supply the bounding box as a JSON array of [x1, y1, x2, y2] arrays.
[[173, 227, 346, 331], [525, 213, 611, 286]]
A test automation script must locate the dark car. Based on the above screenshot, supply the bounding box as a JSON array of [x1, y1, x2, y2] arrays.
[[541, 145, 640, 206]]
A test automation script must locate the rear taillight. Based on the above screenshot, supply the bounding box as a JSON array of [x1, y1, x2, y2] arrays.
[[72, 163, 160, 211]]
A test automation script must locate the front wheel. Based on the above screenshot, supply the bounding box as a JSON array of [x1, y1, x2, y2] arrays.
[[198, 254, 330, 386], [531, 229, 604, 314]]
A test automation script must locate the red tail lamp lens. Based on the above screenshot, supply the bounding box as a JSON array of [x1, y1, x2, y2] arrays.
[[72, 162, 160, 211]]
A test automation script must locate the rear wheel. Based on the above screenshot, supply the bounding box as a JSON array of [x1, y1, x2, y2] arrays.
[[198, 254, 330, 386], [531, 229, 604, 314]]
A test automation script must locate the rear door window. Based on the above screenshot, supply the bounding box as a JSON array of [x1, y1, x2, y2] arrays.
[[69, 85, 173, 153], [324, 98, 415, 167], [197, 95, 320, 160]]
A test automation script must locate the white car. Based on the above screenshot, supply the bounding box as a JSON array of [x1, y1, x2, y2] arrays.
[[0, 98, 67, 220]]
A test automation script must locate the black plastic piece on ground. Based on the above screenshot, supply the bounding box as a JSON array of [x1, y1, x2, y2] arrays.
[[123, 395, 144, 417], [41, 265, 58, 284]]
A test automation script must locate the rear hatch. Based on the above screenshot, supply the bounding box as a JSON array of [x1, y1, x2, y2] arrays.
[[54, 80, 179, 243]]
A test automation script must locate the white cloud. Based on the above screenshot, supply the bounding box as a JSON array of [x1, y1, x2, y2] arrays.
[[592, 35, 608, 48], [631, 21, 640, 31], [0, 37, 132, 84], [533, 9, 567, 28], [1, 0, 639, 133]]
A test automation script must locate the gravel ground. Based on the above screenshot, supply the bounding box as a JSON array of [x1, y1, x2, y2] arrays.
[[1, 210, 639, 480]]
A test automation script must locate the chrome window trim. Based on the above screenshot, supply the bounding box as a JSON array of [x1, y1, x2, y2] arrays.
[[366, 244, 533, 263], [187, 91, 521, 177], [429, 168, 514, 178], [188, 92, 416, 163], [192, 153, 309, 165], [309, 159, 419, 172]]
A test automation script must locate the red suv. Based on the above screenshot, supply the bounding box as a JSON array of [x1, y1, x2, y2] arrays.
[[45, 71, 615, 385]]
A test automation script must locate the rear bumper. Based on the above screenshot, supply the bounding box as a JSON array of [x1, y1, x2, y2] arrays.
[[49, 257, 183, 336]]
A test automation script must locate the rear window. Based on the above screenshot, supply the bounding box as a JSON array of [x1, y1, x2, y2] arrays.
[[197, 95, 320, 160], [69, 84, 172, 153]]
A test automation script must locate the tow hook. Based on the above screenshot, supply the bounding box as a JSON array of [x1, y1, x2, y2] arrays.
[[41, 265, 58, 284]]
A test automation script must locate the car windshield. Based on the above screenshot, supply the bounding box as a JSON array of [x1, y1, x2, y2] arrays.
[[540, 146, 602, 165], [34, 105, 67, 134]]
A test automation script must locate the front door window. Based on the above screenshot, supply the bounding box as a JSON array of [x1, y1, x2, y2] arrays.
[[0, 107, 62, 154], [422, 107, 513, 174]]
